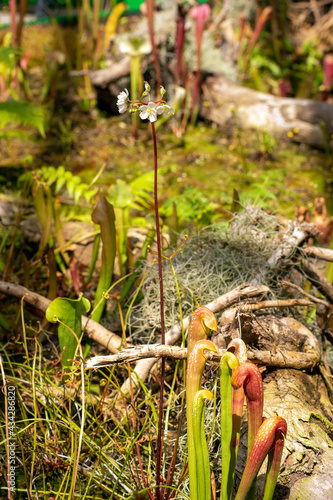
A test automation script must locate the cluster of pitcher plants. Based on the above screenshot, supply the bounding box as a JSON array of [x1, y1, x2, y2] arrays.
[[186, 306, 287, 500]]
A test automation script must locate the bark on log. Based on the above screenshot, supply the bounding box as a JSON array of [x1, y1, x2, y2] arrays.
[[201, 75, 333, 149], [69, 57, 131, 87]]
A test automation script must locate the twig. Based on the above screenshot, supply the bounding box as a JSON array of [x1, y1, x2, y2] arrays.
[[86, 345, 187, 367], [298, 261, 333, 303], [241, 298, 314, 309], [222, 298, 315, 323], [310, 0, 321, 24], [280, 280, 329, 306], [302, 246, 333, 262]]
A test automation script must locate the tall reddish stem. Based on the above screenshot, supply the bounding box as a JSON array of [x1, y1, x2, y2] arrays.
[[9, 0, 17, 46], [151, 121, 165, 500]]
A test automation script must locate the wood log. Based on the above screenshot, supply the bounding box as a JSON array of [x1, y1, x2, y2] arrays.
[[69, 57, 131, 87], [201, 75, 333, 149]]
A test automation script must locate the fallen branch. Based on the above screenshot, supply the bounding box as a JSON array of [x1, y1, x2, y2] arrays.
[[221, 298, 315, 324], [267, 221, 319, 268], [86, 343, 320, 371], [0, 281, 269, 359], [0, 281, 125, 353], [302, 246, 333, 262], [201, 75, 333, 149], [69, 57, 131, 86], [87, 344, 187, 367]]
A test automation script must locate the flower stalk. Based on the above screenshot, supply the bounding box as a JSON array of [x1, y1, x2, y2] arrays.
[[116, 83, 174, 500], [151, 116, 166, 500]]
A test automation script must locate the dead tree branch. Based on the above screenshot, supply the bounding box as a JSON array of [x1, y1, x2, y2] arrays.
[[221, 298, 315, 324], [267, 221, 319, 268], [69, 57, 131, 86], [0, 281, 269, 360], [302, 246, 333, 262], [0, 281, 125, 353]]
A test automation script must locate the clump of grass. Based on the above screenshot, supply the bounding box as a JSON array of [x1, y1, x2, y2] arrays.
[[0, 335, 157, 499]]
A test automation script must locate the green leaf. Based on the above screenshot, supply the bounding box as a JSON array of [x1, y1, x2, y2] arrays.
[[55, 166, 67, 192], [220, 352, 240, 500], [46, 295, 91, 369], [130, 170, 155, 193], [91, 197, 116, 323], [0, 47, 21, 72], [0, 312, 10, 331], [107, 179, 134, 208], [0, 101, 46, 137]]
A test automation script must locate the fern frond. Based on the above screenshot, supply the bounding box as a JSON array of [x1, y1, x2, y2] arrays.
[[0, 101, 46, 137]]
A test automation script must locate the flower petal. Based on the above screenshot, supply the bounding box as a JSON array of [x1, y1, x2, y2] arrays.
[[139, 111, 149, 120]]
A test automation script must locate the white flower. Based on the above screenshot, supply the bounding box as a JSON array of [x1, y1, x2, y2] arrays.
[[117, 89, 129, 114], [157, 104, 175, 118], [144, 81, 151, 92], [139, 102, 158, 122]]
